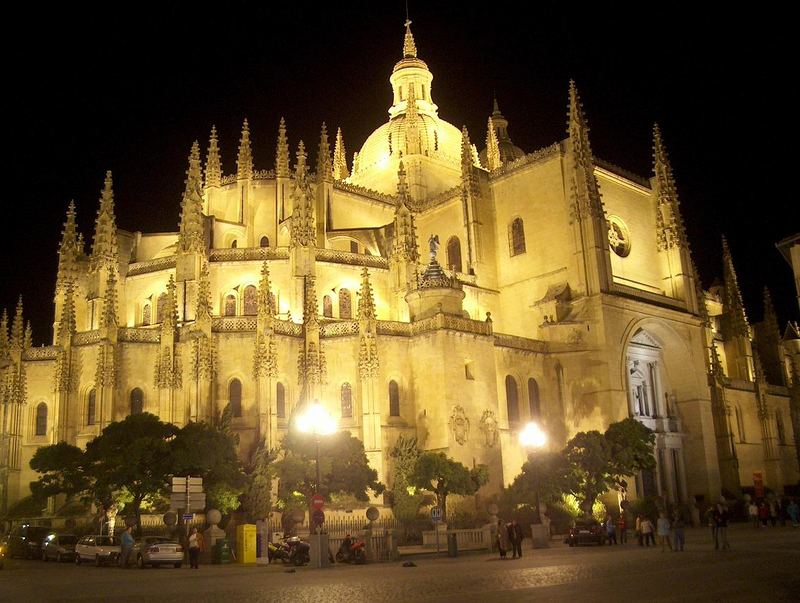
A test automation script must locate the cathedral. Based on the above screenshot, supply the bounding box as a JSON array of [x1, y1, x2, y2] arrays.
[[2, 21, 798, 515]]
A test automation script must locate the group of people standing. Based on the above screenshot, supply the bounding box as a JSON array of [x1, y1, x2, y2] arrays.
[[495, 519, 524, 559], [618, 511, 686, 551], [747, 498, 800, 528]]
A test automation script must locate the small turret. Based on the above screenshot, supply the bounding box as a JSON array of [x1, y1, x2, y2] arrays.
[[333, 127, 349, 180], [90, 171, 119, 273], [204, 126, 222, 188], [237, 118, 253, 180], [276, 117, 290, 178], [179, 141, 206, 253], [485, 117, 501, 171], [56, 201, 80, 292], [653, 124, 688, 251], [316, 122, 332, 182]]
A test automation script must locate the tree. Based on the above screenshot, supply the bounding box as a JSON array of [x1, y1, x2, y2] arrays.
[[273, 430, 383, 503], [241, 439, 275, 522], [29, 442, 90, 501], [389, 435, 424, 523], [84, 413, 178, 531], [409, 452, 488, 523], [509, 450, 573, 521], [604, 417, 656, 486]]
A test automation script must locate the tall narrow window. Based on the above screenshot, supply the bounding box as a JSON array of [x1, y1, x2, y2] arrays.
[[735, 406, 745, 442], [350, 241, 359, 253], [130, 388, 144, 415], [389, 380, 400, 417], [35, 403, 48, 436], [229, 379, 242, 418], [776, 411, 786, 445], [341, 383, 353, 418], [224, 294, 237, 316], [339, 288, 352, 319], [276, 383, 286, 419], [156, 293, 168, 323], [87, 389, 96, 426], [142, 304, 151, 326], [243, 285, 258, 315], [505, 376, 519, 423], [528, 378, 540, 418], [509, 217, 526, 256], [446, 236, 462, 273], [260, 236, 270, 247], [323, 295, 333, 318]]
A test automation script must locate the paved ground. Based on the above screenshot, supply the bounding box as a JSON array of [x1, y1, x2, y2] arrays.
[[1, 525, 798, 602]]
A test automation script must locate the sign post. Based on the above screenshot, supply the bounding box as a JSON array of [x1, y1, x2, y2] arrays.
[[171, 476, 205, 539], [431, 506, 443, 554]]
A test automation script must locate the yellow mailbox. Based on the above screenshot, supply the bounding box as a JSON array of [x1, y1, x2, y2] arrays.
[[236, 523, 257, 564]]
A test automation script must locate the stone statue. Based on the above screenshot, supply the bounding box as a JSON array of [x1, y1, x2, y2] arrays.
[[449, 405, 469, 445], [479, 410, 499, 447], [428, 234, 440, 261]]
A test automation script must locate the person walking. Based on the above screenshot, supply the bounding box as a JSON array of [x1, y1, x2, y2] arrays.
[[758, 500, 769, 527], [188, 527, 204, 569], [119, 526, 135, 569], [715, 499, 730, 550], [672, 511, 685, 551], [496, 519, 508, 559], [748, 501, 759, 528], [507, 520, 523, 559], [605, 515, 617, 545], [617, 514, 627, 544], [786, 499, 799, 528], [656, 512, 672, 552], [640, 517, 655, 547], [635, 515, 643, 546]]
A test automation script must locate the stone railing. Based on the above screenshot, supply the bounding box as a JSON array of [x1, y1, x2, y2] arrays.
[[209, 247, 289, 262], [220, 174, 237, 186], [23, 346, 60, 361], [493, 333, 549, 353], [411, 185, 462, 213], [127, 255, 177, 276], [321, 321, 359, 337], [421, 527, 492, 551], [333, 181, 395, 205], [376, 321, 412, 336], [411, 314, 493, 337], [609, 282, 687, 311], [73, 330, 103, 346], [211, 317, 257, 332], [118, 327, 161, 343], [315, 248, 389, 269], [273, 319, 302, 337], [489, 143, 561, 180], [252, 169, 275, 180]]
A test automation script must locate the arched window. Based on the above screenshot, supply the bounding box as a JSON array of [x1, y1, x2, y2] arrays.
[[323, 295, 333, 318], [87, 389, 96, 426], [142, 304, 151, 326], [243, 285, 258, 316], [156, 293, 168, 323], [341, 383, 353, 418], [260, 236, 270, 248], [35, 403, 48, 436], [446, 236, 462, 273], [509, 217, 526, 256], [224, 294, 237, 316], [229, 379, 242, 417], [231, 240, 238, 249], [389, 380, 400, 417], [776, 411, 786, 445], [130, 388, 144, 415], [528, 378, 540, 419], [350, 241, 359, 253], [339, 288, 352, 319], [505, 376, 519, 423], [276, 383, 286, 419]]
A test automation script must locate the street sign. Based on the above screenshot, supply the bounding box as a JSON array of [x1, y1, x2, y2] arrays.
[[431, 506, 443, 523], [172, 476, 202, 486], [182, 513, 194, 521], [311, 494, 325, 511], [170, 484, 204, 493]]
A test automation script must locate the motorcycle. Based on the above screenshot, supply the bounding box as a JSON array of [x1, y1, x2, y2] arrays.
[[335, 535, 366, 564], [268, 536, 309, 566]]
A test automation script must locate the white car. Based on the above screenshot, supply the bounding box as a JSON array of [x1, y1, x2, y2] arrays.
[[133, 537, 183, 568], [75, 535, 120, 566]]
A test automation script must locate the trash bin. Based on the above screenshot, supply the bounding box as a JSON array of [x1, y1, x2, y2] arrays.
[[212, 539, 231, 564], [447, 532, 458, 557]]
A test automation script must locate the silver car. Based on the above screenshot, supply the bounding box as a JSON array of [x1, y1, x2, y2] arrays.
[[133, 536, 183, 568], [41, 533, 78, 562], [75, 535, 120, 566]]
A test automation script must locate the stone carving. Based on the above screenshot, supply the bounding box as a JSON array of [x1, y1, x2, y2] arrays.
[[428, 234, 440, 261], [449, 405, 470, 445], [479, 410, 499, 447]]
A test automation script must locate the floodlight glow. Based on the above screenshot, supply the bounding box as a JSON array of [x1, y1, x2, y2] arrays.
[[519, 421, 547, 448], [296, 402, 337, 436]]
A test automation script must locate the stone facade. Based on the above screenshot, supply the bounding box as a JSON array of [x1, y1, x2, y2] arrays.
[[2, 21, 798, 514]]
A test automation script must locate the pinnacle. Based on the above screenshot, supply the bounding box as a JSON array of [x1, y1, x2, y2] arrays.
[[403, 19, 417, 58], [296, 140, 307, 172]]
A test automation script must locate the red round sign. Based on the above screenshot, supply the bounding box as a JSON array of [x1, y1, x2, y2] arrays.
[[311, 494, 325, 510]]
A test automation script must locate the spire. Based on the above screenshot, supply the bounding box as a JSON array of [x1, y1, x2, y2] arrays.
[[257, 261, 275, 318], [179, 141, 206, 253], [237, 118, 253, 180], [90, 171, 119, 272], [333, 127, 349, 180], [460, 126, 478, 194], [23, 322, 32, 352], [276, 117, 290, 178], [721, 236, 750, 338], [253, 261, 277, 380], [99, 269, 118, 329], [567, 80, 604, 220], [316, 122, 332, 182], [0, 310, 9, 361], [357, 268, 377, 321], [205, 125, 222, 188], [762, 287, 781, 342], [485, 117, 501, 171], [403, 19, 417, 58], [290, 141, 316, 247], [57, 201, 80, 292], [653, 124, 688, 251], [303, 275, 319, 326], [10, 296, 24, 352], [195, 261, 212, 322], [162, 275, 178, 332], [391, 161, 420, 264], [57, 282, 77, 344]]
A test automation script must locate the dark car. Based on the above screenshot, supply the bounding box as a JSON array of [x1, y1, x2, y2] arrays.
[[7, 525, 54, 559], [566, 519, 605, 546], [41, 533, 78, 562]]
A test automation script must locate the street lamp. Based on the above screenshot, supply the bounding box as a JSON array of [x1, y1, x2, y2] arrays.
[[519, 421, 547, 523], [296, 401, 337, 494]]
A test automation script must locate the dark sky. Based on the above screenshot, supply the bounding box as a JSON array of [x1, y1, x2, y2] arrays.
[[3, 3, 797, 345]]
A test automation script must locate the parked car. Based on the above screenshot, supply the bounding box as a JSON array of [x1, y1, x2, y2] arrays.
[[75, 535, 120, 566], [133, 536, 183, 568], [7, 525, 53, 559], [0, 536, 7, 569], [41, 533, 78, 562], [566, 519, 606, 546]]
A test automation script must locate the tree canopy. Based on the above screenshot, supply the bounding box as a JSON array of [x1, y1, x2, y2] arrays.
[[409, 451, 488, 523]]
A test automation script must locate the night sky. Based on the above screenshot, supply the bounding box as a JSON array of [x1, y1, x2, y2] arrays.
[[3, 4, 797, 345]]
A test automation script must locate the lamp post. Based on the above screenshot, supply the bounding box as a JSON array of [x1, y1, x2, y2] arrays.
[[296, 401, 337, 494], [519, 421, 547, 522]]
